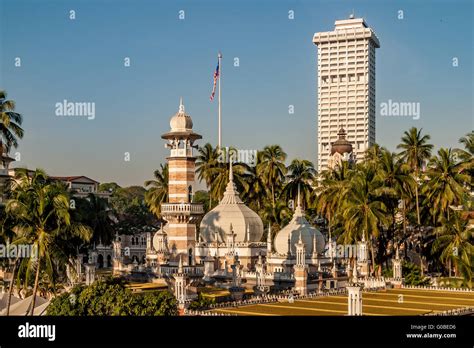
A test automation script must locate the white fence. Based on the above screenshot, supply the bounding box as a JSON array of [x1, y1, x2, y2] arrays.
[[402, 285, 473, 292]]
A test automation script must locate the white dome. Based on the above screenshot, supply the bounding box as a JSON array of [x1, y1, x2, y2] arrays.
[[169, 98, 193, 132], [274, 205, 325, 255], [200, 164, 263, 243]]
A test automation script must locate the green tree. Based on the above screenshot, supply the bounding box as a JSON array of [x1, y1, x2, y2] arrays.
[[47, 279, 177, 316], [403, 261, 430, 286], [257, 145, 287, 207], [189, 293, 215, 310], [317, 162, 352, 245], [196, 143, 219, 206], [0, 91, 24, 152], [397, 127, 433, 226], [281, 159, 316, 209], [376, 149, 414, 236], [341, 165, 388, 275], [144, 164, 168, 218], [424, 148, 470, 222], [432, 211, 474, 280], [6, 168, 92, 315]]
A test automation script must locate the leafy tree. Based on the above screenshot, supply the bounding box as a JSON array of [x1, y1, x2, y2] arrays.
[[98, 182, 121, 193], [0, 90, 24, 152], [281, 159, 316, 209], [189, 293, 215, 310], [397, 127, 433, 225], [196, 143, 219, 206], [193, 190, 210, 213], [257, 145, 287, 207], [47, 279, 177, 316], [403, 261, 430, 286], [6, 168, 92, 315], [432, 211, 474, 280], [144, 164, 168, 218], [424, 148, 470, 223], [340, 165, 388, 275]]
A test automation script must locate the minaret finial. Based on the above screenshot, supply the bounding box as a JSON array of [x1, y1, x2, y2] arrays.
[[297, 184, 301, 208], [229, 159, 234, 182], [267, 222, 272, 253], [179, 97, 185, 114], [178, 255, 183, 273]]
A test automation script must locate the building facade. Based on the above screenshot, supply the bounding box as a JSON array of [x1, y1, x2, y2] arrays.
[[313, 16, 380, 172]]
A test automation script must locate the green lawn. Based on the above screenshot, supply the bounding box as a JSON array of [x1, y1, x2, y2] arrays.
[[210, 288, 474, 316]]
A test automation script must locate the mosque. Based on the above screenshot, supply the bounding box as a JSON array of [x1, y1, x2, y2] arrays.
[[113, 99, 368, 309]]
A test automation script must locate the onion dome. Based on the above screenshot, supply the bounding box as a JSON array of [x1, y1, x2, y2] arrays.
[[273, 190, 325, 255], [331, 127, 353, 155], [200, 162, 264, 243], [170, 98, 193, 132], [161, 98, 202, 141]]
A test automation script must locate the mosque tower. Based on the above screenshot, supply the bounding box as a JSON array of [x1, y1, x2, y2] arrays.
[[161, 99, 203, 266]]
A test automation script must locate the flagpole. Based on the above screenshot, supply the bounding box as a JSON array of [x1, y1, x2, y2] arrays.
[[218, 52, 222, 149]]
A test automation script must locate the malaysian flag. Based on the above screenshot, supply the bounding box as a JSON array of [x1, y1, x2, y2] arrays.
[[210, 59, 220, 101]]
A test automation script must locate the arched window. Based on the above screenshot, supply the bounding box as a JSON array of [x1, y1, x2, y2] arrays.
[[188, 248, 193, 265], [188, 185, 193, 203]]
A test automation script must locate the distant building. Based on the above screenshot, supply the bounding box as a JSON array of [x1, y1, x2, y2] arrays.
[[49, 176, 111, 200], [327, 127, 356, 170], [313, 16, 380, 172]]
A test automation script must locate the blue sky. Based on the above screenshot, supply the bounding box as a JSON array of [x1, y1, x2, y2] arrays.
[[0, 0, 472, 187]]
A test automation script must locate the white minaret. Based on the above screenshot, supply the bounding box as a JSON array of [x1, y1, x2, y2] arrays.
[[313, 16, 380, 172], [173, 256, 187, 310], [161, 99, 203, 266], [393, 245, 402, 280], [311, 234, 318, 259], [266, 222, 272, 254], [202, 249, 215, 282], [294, 233, 308, 296], [347, 284, 363, 316]]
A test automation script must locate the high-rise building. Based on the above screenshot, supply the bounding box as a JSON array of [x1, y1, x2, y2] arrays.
[[313, 16, 380, 172]]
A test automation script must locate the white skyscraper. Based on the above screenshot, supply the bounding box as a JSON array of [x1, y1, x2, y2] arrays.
[[313, 16, 380, 172]]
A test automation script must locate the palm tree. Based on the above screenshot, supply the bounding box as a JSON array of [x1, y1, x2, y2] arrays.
[[432, 211, 474, 280], [424, 148, 470, 222], [144, 164, 168, 218], [0, 91, 24, 152], [257, 145, 287, 207], [397, 127, 433, 226], [262, 199, 291, 228], [0, 206, 21, 316], [82, 194, 116, 245], [376, 149, 414, 236], [6, 168, 91, 315], [281, 159, 317, 209], [459, 131, 474, 156], [455, 131, 474, 187], [208, 161, 250, 201], [196, 143, 219, 206], [316, 162, 352, 245], [242, 155, 267, 211], [341, 165, 388, 275], [365, 143, 384, 171]]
